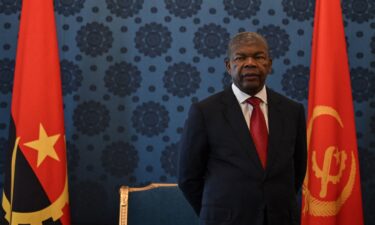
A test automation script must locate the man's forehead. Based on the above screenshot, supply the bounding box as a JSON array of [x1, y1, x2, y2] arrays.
[[230, 43, 268, 54]]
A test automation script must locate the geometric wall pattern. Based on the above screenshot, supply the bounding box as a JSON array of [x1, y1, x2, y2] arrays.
[[0, 0, 374, 224]]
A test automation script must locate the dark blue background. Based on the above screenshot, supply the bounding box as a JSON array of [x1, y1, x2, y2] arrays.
[[0, 0, 374, 224]]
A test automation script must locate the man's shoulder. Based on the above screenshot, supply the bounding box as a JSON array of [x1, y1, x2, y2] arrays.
[[267, 88, 301, 106], [195, 88, 231, 107], [186, 88, 233, 115]]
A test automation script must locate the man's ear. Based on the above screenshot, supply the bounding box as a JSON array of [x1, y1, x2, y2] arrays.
[[267, 58, 273, 73], [224, 58, 231, 73]]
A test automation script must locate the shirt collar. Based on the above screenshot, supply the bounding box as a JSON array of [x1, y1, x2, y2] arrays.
[[231, 83, 268, 105]]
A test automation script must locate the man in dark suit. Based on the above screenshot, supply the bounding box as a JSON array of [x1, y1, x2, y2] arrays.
[[178, 32, 307, 225]]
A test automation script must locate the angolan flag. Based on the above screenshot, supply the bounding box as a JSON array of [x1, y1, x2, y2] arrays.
[[1, 0, 71, 224]]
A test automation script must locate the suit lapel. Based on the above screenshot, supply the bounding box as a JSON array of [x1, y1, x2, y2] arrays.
[[265, 88, 285, 174], [221, 88, 264, 173]]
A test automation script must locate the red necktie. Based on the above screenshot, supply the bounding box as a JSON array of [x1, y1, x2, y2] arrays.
[[246, 97, 268, 168]]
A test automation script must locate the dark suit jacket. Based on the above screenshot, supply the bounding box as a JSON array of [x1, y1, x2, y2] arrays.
[[178, 87, 307, 225]]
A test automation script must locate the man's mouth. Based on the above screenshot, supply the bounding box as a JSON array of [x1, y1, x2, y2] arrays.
[[241, 73, 259, 80]]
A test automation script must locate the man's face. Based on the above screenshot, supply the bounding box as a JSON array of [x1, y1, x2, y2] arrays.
[[225, 42, 272, 95]]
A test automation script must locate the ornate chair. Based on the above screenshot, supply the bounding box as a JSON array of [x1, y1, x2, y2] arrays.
[[119, 183, 199, 225]]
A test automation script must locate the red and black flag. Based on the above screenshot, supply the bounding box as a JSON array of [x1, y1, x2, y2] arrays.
[[1, 0, 71, 224]]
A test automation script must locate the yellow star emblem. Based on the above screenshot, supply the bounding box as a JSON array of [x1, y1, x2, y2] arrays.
[[24, 123, 61, 167]]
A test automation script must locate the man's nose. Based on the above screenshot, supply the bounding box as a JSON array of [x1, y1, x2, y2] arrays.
[[244, 57, 257, 67]]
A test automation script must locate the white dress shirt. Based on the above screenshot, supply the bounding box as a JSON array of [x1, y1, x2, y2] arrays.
[[231, 83, 269, 132]]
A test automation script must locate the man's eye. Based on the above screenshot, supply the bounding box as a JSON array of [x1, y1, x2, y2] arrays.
[[234, 56, 244, 61], [255, 56, 267, 62]]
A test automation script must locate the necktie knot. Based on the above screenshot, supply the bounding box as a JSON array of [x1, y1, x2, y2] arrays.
[[246, 97, 262, 107]]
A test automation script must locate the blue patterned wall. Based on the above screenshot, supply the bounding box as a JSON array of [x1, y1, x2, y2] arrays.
[[0, 0, 374, 224]]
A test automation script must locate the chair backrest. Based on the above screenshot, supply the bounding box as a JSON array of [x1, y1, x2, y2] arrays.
[[119, 183, 199, 225]]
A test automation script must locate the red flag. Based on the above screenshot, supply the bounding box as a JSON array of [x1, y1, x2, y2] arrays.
[[301, 0, 364, 225], [1, 0, 70, 224]]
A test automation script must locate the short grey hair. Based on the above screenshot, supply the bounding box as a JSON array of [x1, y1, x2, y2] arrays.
[[227, 32, 269, 58]]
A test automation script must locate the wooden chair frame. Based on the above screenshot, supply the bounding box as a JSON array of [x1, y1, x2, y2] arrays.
[[118, 183, 178, 225]]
